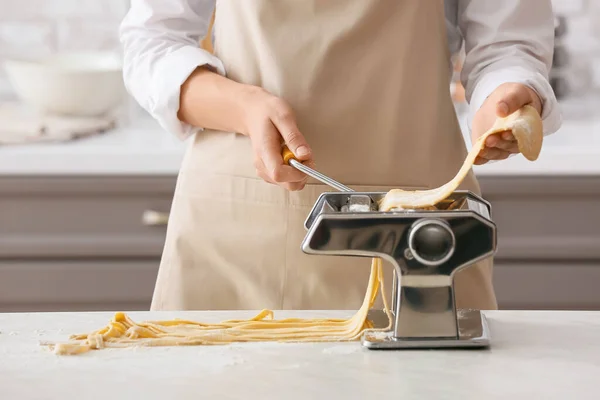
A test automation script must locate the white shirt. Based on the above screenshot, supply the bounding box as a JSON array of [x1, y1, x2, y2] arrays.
[[120, 0, 562, 140]]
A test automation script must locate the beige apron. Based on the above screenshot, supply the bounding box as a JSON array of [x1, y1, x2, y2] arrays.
[[152, 0, 498, 311]]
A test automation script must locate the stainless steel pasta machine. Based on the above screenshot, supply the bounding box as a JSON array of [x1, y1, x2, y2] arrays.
[[301, 191, 496, 349]]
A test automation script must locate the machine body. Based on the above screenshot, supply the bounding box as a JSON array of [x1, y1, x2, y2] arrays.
[[301, 191, 496, 349]]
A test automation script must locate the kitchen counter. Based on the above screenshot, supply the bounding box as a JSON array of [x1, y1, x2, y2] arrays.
[[0, 115, 187, 176], [1, 310, 599, 399], [0, 99, 599, 176]]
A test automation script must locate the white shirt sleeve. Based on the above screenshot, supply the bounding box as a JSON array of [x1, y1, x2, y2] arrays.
[[119, 0, 223, 139], [458, 0, 562, 136]]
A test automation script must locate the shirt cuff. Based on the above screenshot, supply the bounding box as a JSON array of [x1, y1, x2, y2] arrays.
[[151, 46, 226, 140], [467, 65, 562, 137]]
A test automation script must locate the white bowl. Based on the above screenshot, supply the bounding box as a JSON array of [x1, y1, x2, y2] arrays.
[[4, 52, 126, 117]]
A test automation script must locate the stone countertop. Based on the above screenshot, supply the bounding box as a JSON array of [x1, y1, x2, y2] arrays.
[[0, 98, 598, 176], [0, 310, 598, 399]]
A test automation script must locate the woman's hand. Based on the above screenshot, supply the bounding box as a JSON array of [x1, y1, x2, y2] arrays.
[[471, 83, 543, 165], [240, 87, 313, 191], [178, 67, 313, 191]]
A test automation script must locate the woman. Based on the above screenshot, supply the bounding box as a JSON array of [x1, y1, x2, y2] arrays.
[[120, 0, 561, 311]]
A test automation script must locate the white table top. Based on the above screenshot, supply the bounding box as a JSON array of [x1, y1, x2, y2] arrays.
[[1, 310, 599, 399], [0, 97, 599, 176]]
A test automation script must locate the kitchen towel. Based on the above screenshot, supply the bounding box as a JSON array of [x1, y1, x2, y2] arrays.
[[0, 102, 116, 145]]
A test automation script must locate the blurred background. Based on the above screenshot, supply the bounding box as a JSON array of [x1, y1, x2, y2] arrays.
[[0, 0, 599, 312]]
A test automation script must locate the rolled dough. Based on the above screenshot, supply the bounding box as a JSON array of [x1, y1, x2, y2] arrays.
[[43, 106, 542, 355], [379, 105, 543, 211]]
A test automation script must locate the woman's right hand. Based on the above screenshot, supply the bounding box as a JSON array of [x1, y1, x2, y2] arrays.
[[239, 87, 314, 191], [178, 67, 313, 191]]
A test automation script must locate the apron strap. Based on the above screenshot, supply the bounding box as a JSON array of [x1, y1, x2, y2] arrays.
[[200, 8, 216, 54]]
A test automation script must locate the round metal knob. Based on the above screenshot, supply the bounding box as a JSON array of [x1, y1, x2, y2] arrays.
[[408, 219, 455, 266]]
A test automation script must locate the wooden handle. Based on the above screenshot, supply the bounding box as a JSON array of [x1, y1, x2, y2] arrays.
[[282, 145, 296, 165]]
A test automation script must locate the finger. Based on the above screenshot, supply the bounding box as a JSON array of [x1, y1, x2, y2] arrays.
[[276, 166, 307, 183], [256, 169, 276, 185], [496, 85, 532, 118], [257, 168, 307, 189], [480, 147, 511, 160], [490, 150, 511, 161], [257, 121, 306, 183], [303, 159, 316, 170], [255, 155, 305, 184], [501, 131, 515, 141], [283, 181, 307, 192], [485, 131, 514, 146], [474, 156, 488, 165], [254, 158, 277, 184], [494, 139, 520, 153], [270, 105, 312, 161], [485, 134, 500, 147], [485, 131, 518, 152]]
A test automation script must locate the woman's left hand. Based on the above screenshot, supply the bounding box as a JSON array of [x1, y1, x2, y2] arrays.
[[471, 82, 543, 165]]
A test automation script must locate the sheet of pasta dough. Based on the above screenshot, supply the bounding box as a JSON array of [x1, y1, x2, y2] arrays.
[[379, 105, 543, 211], [43, 105, 542, 355]]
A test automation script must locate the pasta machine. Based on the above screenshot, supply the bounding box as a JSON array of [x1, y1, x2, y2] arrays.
[[301, 191, 496, 349]]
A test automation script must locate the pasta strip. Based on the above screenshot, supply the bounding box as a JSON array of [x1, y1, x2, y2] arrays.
[[46, 258, 391, 355]]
